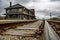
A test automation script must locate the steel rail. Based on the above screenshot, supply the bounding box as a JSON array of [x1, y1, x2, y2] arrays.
[[44, 21, 60, 40]]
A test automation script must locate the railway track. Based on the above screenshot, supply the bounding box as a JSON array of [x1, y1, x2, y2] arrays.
[[48, 20, 60, 37], [0, 20, 44, 40], [0, 20, 37, 33], [0, 20, 60, 40], [45, 21, 60, 40]]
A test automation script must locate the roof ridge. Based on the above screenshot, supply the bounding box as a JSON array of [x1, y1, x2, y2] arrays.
[[5, 4, 24, 9]]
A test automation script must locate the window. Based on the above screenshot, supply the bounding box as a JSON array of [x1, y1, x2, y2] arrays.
[[10, 9, 17, 13], [29, 12, 31, 15], [11, 9, 17, 12], [7, 10, 10, 13], [19, 9, 22, 12]]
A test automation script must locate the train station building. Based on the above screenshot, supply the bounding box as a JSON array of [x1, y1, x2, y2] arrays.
[[4, 2, 36, 20]]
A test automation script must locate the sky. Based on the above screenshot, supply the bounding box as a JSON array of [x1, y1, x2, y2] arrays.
[[0, 0, 60, 19]]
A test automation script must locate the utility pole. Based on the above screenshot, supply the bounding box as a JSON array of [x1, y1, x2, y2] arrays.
[[50, 12, 51, 19]]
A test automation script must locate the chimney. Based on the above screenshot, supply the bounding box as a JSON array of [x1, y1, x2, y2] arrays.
[[10, 2, 12, 7]]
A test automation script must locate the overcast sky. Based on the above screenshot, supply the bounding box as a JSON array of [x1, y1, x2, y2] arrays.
[[0, 0, 60, 19]]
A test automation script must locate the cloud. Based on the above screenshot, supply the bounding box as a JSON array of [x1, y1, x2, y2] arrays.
[[32, 0, 40, 2], [14, 0, 32, 5], [0, 0, 15, 15], [0, 0, 60, 19], [51, 0, 60, 1], [32, 0, 60, 19]]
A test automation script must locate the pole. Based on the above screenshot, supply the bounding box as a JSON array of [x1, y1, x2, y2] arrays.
[[50, 12, 51, 19]]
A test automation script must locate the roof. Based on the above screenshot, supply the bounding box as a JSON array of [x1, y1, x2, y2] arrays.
[[5, 3, 35, 13], [5, 4, 24, 9]]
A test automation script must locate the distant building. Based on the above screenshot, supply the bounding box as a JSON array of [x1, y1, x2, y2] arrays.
[[4, 2, 35, 20]]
